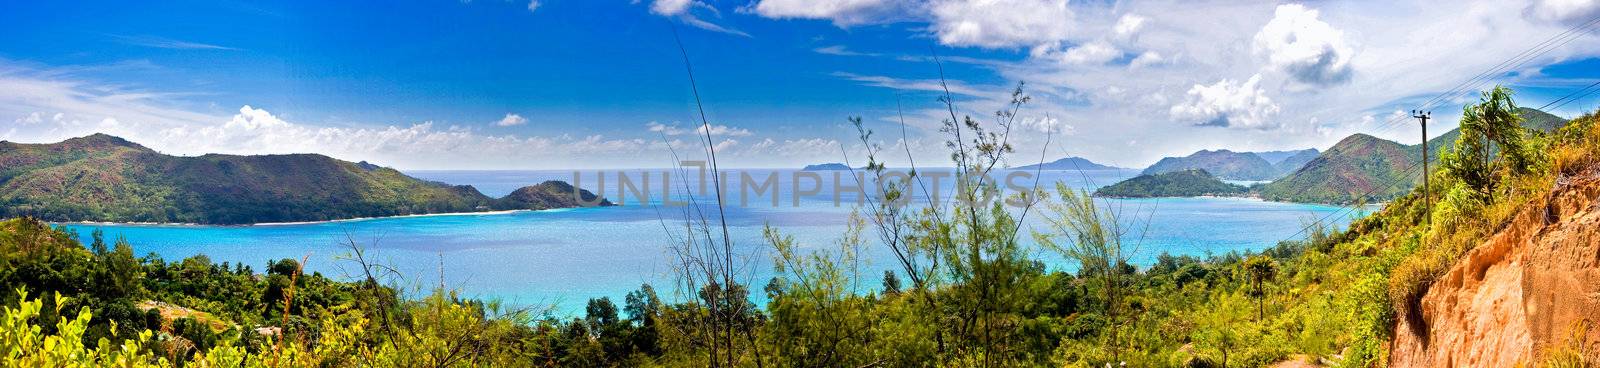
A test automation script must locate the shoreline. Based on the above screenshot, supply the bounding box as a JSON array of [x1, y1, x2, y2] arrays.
[[55, 208, 579, 228]]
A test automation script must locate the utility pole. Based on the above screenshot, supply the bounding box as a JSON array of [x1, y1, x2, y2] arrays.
[[1413, 110, 1431, 223]]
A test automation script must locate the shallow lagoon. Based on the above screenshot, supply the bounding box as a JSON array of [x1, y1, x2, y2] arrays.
[[62, 169, 1368, 313]]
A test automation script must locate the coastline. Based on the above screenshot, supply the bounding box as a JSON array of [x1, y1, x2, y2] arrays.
[[54, 208, 580, 228]]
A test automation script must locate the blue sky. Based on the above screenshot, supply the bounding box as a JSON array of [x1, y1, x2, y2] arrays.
[[2, 0, 1599, 169]]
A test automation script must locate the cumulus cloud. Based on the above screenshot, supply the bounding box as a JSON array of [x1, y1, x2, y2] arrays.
[[747, 0, 903, 27], [495, 113, 528, 126], [1253, 4, 1355, 86], [930, 0, 1073, 48], [527, 0, 541, 12], [1169, 74, 1281, 129]]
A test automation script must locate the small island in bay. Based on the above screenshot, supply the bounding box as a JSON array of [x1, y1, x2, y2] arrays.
[[0, 134, 611, 225], [801, 163, 852, 171], [1093, 169, 1249, 198]]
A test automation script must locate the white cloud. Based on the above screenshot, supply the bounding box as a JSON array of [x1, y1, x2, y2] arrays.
[[650, 0, 696, 15], [527, 0, 541, 13], [648, 0, 751, 37], [830, 71, 985, 96], [1253, 4, 1355, 86], [1525, 0, 1600, 24], [930, 0, 1073, 48], [1113, 14, 1148, 39], [495, 113, 528, 127], [1129, 51, 1165, 69], [16, 112, 42, 124], [646, 121, 753, 137], [109, 35, 237, 51], [1169, 74, 1281, 129], [1034, 40, 1121, 65], [813, 45, 879, 57], [748, 0, 902, 27], [1019, 115, 1073, 135]]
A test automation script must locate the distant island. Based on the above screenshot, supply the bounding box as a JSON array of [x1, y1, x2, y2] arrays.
[[0, 134, 612, 225], [801, 163, 852, 171], [1093, 169, 1249, 198], [1013, 156, 1124, 171]]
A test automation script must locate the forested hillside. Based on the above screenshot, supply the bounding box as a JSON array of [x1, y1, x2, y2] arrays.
[[1093, 169, 1249, 197], [0, 134, 608, 224]]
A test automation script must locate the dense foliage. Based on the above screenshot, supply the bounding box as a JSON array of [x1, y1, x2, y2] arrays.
[[1, 87, 1595, 367], [1092, 169, 1249, 198], [0, 134, 606, 225]]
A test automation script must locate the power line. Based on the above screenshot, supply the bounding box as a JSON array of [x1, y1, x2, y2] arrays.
[[1267, 12, 1600, 204], [1538, 80, 1600, 111], [1273, 85, 1593, 244]]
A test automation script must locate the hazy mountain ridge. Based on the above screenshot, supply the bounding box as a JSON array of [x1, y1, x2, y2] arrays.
[[0, 134, 609, 225], [1142, 149, 1282, 181], [1013, 156, 1124, 171]]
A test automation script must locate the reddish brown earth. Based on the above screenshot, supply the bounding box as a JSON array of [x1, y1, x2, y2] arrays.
[[1389, 168, 1600, 367]]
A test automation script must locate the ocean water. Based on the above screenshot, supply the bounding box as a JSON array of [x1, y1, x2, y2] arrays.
[[60, 169, 1369, 314]]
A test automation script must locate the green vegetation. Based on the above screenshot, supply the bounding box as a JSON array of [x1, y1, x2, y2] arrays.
[[0, 134, 608, 225], [1093, 169, 1249, 198], [1143, 149, 1282, 181], [1, 86, 1595, 366]]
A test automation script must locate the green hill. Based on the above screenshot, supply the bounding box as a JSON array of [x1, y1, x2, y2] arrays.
[[1093, 169, 1248, 198], [1142, 149, 1281, 181], [0, 134, 609, 224], [1258, 134, 1419, 204], [1260, 108, 1568, 204]]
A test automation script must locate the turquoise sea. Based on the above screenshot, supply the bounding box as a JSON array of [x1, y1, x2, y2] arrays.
[[60, 169, 1370, 314]]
